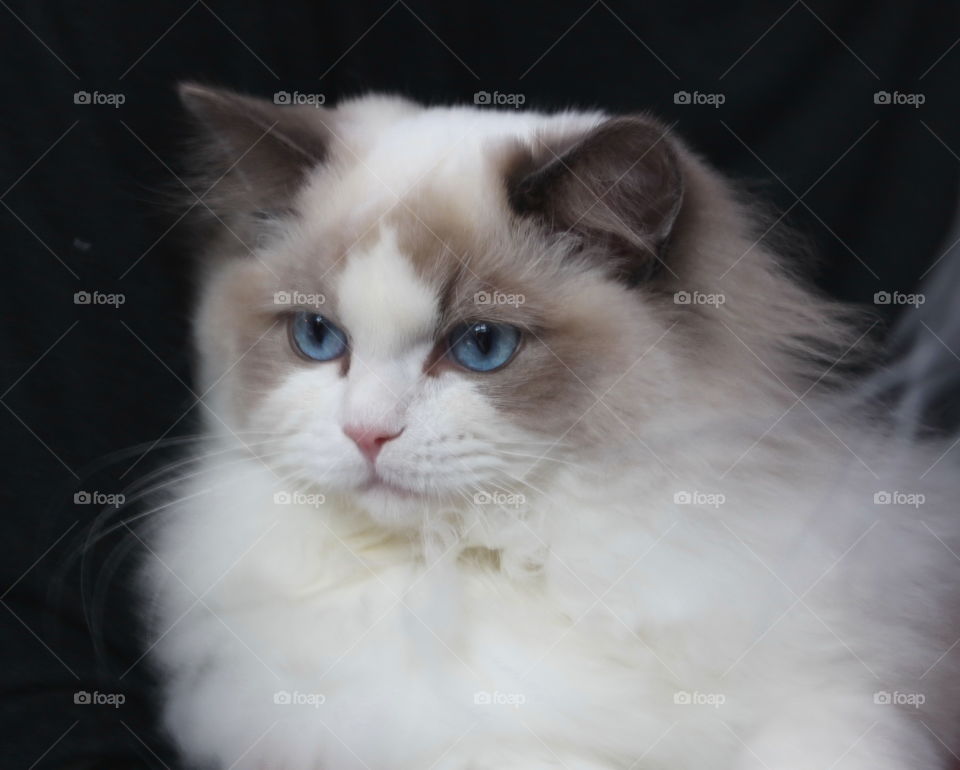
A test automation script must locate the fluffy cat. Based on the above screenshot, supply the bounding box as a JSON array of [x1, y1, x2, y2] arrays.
[[140, 83, 960, 769]]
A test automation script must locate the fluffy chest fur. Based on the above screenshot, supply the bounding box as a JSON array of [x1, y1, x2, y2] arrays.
[[146, 436, 958, 770]]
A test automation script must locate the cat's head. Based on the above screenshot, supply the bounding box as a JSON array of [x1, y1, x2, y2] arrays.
[[179, 84, 848, 529]]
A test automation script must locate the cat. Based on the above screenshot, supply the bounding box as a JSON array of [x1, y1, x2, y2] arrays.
[[140, 83, 960, 769]]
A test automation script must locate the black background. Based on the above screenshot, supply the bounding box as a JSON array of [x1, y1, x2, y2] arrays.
[[1, 2, 958, 767]]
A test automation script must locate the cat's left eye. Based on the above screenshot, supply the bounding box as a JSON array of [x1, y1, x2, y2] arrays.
[[290, 312, 348, 362], [447, 321, 521, 372]]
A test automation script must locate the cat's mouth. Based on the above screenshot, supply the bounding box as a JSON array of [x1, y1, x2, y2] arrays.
[[358, 474, 417, 499]]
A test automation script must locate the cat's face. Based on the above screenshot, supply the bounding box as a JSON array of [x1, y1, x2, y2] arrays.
[[182, 86, 687, 527]]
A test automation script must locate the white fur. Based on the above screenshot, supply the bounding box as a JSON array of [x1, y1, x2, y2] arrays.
[[144, 97, 960, 769]]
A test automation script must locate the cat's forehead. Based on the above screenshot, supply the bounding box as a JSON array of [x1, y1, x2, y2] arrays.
[[268, 163, 569, 336], [327, 212, 553, 345], [254, 107, 624, 343], [292, 105, 604, 265], [334, 227, 440, 356]]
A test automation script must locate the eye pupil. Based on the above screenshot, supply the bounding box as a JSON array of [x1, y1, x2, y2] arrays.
[[311, 316, 327, 341], [473, 323, 492, 355]]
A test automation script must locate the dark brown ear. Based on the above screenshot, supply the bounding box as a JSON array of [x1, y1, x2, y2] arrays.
[[507, 117, 683, 284], [178, 82, 329, 223]]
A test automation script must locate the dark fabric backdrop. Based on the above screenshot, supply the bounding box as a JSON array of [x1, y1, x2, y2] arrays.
[[1, 2, 958, 767]]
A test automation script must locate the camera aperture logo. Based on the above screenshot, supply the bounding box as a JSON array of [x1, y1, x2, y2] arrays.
[[274, 490, 326, 508], [674, 490, 725, 509], [74, 91, 126, 108], [273, 91, 326, 108], [673, 690, 725, 708], [873, 491, 925, 508], [473, 690, 526, 708], [273, 290, 326, 308], [474, 91, 526, 109], [674, 91, 725, 108], [674, 290, 725, 307], [473, 490, 526, 509], [74, 290, 125, 308], [874, 91, 924, 109], [74, 490, 125, 508], [74, 690, 125, 708], [873, 290, 924, 308], [873, 690, 925, 708], [474, 290, 525, 307], [273, 690, 325, 708]]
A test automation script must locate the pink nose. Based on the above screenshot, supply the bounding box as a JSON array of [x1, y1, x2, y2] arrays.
[[343, 424, 404, 463]]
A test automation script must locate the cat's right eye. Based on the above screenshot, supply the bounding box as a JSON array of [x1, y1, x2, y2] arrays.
[[289, 311, 348, 362]]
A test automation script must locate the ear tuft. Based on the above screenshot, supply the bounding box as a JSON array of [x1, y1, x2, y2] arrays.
[[507, 116, 684, 285]]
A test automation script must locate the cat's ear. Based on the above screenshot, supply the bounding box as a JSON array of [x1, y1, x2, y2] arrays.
[[507, 116, 683, 285], [178, 82, 329, 220]]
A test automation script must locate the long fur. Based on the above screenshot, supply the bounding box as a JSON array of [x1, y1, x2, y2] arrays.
[[141, 89, 960, 770]]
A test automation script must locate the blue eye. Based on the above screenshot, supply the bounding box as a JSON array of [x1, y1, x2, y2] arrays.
[[290, 312, 348, 361], [447, 321, 521, 372]]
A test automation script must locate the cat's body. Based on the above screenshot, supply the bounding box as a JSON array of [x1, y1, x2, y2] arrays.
[[142, 87, 960, 769]]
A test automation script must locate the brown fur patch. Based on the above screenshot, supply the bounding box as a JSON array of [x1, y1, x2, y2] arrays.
[[504, 116, 684, 285]]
